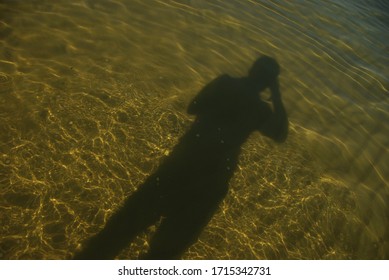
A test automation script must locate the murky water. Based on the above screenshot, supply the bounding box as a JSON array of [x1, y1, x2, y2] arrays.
[[0, 0, 388, 259]]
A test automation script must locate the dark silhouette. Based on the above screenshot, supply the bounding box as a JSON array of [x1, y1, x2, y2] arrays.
[[74, 56, 288, 260]]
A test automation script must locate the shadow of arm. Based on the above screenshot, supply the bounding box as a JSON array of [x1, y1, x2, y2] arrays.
[[259, 80, 288, 143]]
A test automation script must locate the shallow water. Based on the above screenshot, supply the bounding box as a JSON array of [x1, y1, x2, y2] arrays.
[[0, 0, 388, 259]]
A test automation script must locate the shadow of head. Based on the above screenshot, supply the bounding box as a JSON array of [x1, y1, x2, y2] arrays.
[[248, 55, 280, 88]]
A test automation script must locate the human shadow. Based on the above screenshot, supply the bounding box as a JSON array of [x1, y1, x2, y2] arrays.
[[74, 56, 288, 260]]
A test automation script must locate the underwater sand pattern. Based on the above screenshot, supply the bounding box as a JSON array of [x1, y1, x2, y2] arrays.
[[0, 0, 388, 259]]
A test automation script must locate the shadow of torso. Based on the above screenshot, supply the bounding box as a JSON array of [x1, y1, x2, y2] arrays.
[[153, 74, 273, 213]]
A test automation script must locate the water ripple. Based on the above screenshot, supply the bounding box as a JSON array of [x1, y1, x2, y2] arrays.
[[0, 0, 387, 259]]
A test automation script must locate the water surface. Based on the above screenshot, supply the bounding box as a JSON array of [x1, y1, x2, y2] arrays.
[[0, 0, 388, 259]]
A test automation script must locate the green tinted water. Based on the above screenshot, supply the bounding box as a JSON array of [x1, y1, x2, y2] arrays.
[[0, 0, 388, 259]]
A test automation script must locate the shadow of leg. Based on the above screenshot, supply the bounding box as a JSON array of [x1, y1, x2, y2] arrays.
[[142, 200, 219, 260], [74, 183, 162, 259]]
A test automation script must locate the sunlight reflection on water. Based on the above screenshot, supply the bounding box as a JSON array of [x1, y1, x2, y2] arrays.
[[0, 0, 388, 259]]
